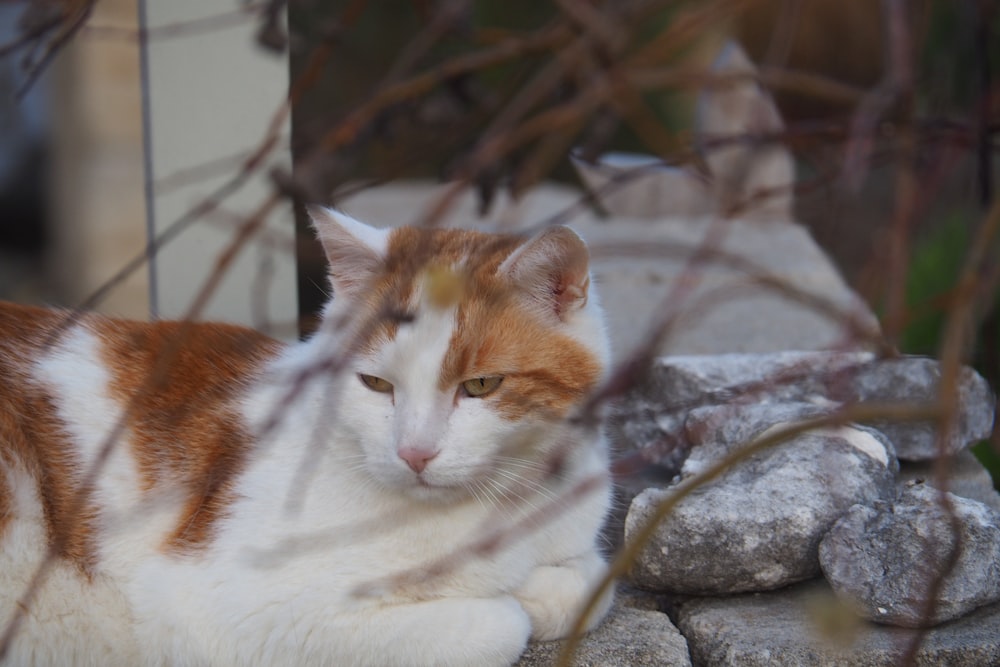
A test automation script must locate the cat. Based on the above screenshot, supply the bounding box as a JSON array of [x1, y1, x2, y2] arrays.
[[0, 207, 615, 667]]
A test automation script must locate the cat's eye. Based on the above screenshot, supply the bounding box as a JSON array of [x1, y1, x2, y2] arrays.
[[462, 376, 504, 398], [359, 374, 394, 393]]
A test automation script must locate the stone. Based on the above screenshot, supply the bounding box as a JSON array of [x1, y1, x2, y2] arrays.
[[517, 590, 691, 667], [674, 579, 1000, 666], [608, 352, 868, 460], [679, 402, 874, 477], [570, 151, 713, 221], [819, 483, 1000, 627], [625, 403, 897, 594], [612, 353, 994, 463], [898, 449, 1000, 513], [606, 404, 689, 478], [627, 351, 875, 410], [606, 351, 873, 474], [849, 357, 995, 460]]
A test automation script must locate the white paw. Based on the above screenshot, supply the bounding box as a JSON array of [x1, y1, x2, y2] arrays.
[[514, 555, 614, 641], [381, 595, 532, 667]]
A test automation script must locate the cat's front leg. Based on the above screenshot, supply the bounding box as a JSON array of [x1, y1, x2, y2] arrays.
[[355, 595, 531, 667], [513, 548, 614, 641]]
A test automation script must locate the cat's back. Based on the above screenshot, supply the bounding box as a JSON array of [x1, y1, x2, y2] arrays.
[[0, 300, 283, 556], [0, 301, 281, 665]]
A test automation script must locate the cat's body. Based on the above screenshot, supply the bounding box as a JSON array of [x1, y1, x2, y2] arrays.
[[0, 210, 614, 666]]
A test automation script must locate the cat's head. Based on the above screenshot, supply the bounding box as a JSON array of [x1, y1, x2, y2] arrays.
[[308, 207, 610, 503]]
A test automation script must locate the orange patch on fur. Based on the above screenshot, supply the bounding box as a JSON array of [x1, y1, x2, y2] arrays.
[[0, 302, 101, 572], [371, 227, 601, 421], [440, 278, 600, 421], [446, 310, 600, 420], [0, 300, 282, 564], [95, 318, 280, 554]]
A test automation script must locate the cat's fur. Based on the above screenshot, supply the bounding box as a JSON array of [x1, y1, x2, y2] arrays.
[[0, 209, 614, 666]]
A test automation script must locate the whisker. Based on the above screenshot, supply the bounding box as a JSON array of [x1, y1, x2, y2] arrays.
[[477, 479, 516, 524], [492, 467, 561, 506], [463, 481, 489, 514], [472, 484, 490, 512], [493, 456, 551, 472], [485, 475, 546, 519]]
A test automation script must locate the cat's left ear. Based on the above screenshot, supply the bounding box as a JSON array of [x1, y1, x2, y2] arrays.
[[307, 206, 389, 300], [500, 225, 591, 321]]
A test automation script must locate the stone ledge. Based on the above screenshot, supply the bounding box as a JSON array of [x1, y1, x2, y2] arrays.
[[672, 579, 1000, 667], [519, 589, 691, 666]]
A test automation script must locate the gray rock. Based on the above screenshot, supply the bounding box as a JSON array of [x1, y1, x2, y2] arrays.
[[679, 402, 869, 477], [630, 351, 875, 408], [606, 406, 689, 476], [613, 353, 994, 463], [517, 590, 691, 666], [674, 579, 1000, 666], [607, 351, 873, 473], [626, 404, 897, 594], [819, 483, 1000, 627], [850, 357, 995, 460], [898, 449, 1000, 513]]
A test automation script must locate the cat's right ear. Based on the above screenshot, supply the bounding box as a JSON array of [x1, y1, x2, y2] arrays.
[[307, 206, 389, 299], [500, 225, 591, 322]]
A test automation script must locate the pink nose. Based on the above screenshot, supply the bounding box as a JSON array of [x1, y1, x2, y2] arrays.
[[398, 446, 439, 474]]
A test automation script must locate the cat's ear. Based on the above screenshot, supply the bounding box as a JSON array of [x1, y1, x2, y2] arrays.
[[500, 225, 591, 321], [307, 206, 389, 299]]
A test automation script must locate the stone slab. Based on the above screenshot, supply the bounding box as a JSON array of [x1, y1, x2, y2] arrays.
[[580, 218, 878, 360], [673, 580, 1000, 666]]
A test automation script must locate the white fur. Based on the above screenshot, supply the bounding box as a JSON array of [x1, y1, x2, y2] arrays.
[[0, 462, 140, 667], [319, 208, 392, 257], [0, 228, 614, 666]]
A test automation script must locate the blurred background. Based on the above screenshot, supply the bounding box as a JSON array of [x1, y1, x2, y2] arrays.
[[0, 0, 146, 316], [0, 0, 997, 478]]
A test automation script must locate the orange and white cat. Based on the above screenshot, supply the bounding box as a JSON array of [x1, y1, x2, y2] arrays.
[[0, 208, 614, 666]]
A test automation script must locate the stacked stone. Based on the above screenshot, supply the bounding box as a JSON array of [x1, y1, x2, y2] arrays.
[[615, 351, 1000, 632]]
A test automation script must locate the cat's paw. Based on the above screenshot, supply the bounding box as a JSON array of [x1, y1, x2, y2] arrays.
[[449, 595, 533, 667], [375, 595, 531, 667], [514, 553, 614, 641]]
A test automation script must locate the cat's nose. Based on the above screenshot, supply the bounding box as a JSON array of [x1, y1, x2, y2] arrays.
[[398, 446, 439, 474]]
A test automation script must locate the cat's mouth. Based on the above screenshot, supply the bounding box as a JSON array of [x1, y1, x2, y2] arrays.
[[413, 474, 463, 493], [403, 478, 469, 504], [394, 467, 483, 502]]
